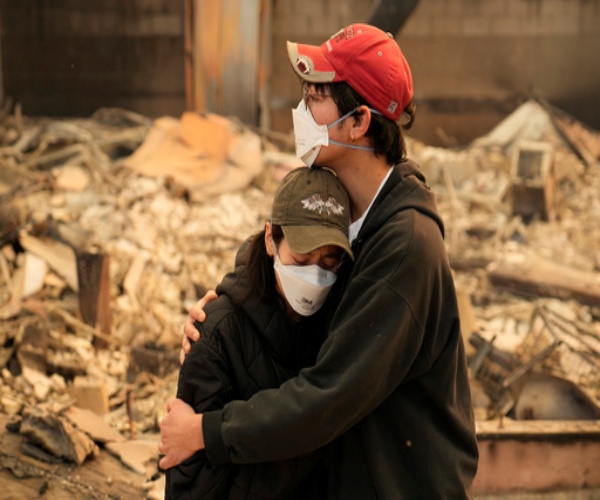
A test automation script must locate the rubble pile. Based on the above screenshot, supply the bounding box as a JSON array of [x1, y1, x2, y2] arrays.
[[0, 106, 294, 497], [412, 99, 600, 418], [0, 99, 599, 496]]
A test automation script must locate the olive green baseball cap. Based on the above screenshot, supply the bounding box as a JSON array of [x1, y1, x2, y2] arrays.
[[272, 167, 353, 259]]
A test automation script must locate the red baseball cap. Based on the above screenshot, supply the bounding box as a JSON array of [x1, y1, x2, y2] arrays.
[[286, 24, 413, 122]]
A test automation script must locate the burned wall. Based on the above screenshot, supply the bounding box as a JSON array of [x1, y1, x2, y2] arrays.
[[1, 0, 599, 147], [0, 0, 186, 118]]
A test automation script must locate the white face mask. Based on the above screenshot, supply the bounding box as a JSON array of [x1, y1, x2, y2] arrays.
[[273, 251, 337, 316], [291, 99, 377, 167], [291, 100, 330, 167]]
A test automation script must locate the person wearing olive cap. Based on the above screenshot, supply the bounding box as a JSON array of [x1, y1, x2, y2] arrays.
[[161, 24, 479, 499], [165, 167, 352, 499]]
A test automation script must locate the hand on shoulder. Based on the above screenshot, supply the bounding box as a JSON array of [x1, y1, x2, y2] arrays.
[[180, 290, 219, 365]]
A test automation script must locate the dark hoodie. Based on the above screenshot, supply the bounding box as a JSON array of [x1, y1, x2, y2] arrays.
[[165, 245, 328, 499], [202, 161, 479, 499]]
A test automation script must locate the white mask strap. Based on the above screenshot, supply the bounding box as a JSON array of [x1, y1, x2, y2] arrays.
[[326, 107, 381, 152]]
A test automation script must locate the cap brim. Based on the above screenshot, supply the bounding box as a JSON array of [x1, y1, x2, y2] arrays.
[[283, 225, 354, 261], [286, 41, 337, 83]]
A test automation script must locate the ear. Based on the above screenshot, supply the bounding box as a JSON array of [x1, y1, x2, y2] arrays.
[[351, 105, 373, 140], [264, 222, 274, 257]]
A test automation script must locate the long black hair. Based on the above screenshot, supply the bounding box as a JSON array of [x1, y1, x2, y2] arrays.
[[241, 224, 286, 309]]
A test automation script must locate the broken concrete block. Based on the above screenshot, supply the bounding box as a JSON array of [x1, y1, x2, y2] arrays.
[[64, 406, 125, 444], [106, 439, 158, 475], [69, 376, 110, 416]]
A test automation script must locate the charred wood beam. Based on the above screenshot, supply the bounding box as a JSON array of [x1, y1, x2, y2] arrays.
[[76, 251, 111, 349]]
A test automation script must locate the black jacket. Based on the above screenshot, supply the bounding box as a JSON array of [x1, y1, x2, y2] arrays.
[[165, 246, 328, 499], [203, 161, 479, 499]]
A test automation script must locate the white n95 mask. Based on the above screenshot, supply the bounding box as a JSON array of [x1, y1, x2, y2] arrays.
[[292, 99, 377, 167], [274, 252, 337, 316], [292, 100, 329, 167]]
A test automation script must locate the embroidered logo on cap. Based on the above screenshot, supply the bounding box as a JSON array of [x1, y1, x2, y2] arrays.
[[296, 57, 312, 75], [328, 26, 355, 48], [301, 194, 345, 215]]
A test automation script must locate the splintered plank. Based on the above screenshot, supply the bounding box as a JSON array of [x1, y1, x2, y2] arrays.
[[488, 253, 600, 307]]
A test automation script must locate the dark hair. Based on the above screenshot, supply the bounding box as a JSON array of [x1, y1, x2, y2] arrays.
[[242, 224, 286, 308], [313, 81, 416, 166]]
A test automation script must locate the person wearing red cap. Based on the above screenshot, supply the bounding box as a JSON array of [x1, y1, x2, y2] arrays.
[[160, 24, 479, 499]]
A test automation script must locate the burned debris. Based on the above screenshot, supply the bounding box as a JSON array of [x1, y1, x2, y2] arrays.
[[0, 98, 599, 497]]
